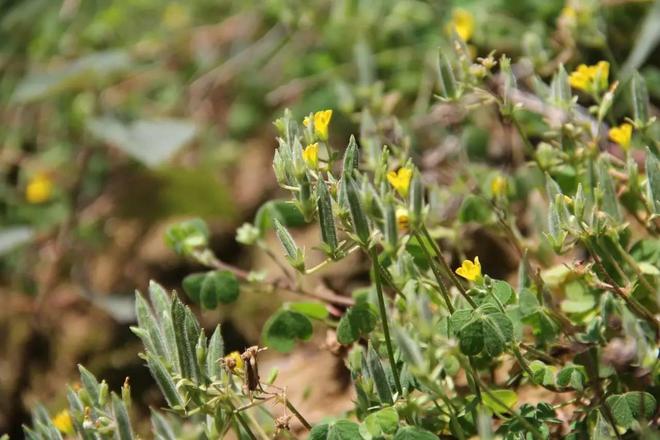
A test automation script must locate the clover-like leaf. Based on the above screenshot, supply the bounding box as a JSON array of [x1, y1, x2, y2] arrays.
[[360, 407, 399, 439], [337, 301, 378, 345], [393, 426, 438, 440], [556, 364, 586, 391], [483, 389, 518, 414], [262, 309, 313, 353], [451, 304, 513, 356], [309, 420, 361, 440], [458, 194, 492, 224], [605, 392, 656, 429], [182, 270, 239, 309]]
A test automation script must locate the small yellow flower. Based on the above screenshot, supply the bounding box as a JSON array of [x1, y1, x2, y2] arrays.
[[568, 61, 609, 94], [455, 256, 482, 282], [396, 207, 410, 231], [447, 8, 475, 42], [304, 110, 333, 141], [162, 2, 190, 29], [302, 143, 319, 169], [53, 410, 74, 435], [491, 175, 507, 197], [560, 6, 577, 20], [608, 123, 633, 150], [224, 351, 244, 372], [387, 167, 413, 198], [26, 173, 53, 204]]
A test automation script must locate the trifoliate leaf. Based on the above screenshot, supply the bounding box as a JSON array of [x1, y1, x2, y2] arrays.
[[262, 309, 313, 353], [337, 301, 378, 345]]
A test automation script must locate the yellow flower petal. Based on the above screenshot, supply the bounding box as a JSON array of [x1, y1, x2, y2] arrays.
[[224, 351, 244, 371], [608, 123, 633, 150], [448, 9, 475, 42], [387, 167, 413, 198], [455, 256, 482, 281], [26, 173, 53, 204], [491, 175, 507, 197], [568, 61, 609, 94], [53, 410, 74, 435], [302, 143, 319, 169], [313, 109, 333, 140]]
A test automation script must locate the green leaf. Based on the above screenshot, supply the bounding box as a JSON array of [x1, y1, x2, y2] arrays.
[[309, 420, 361, 440], [317, 179, 338, 254], [171, 298, 194, 379], [482, 389, 518, 414], [605, 392, 656, 429], [274, 219, 305, 270], [112, 393, 134, 440], [631, 71, 650, 125], [207, 325, 224, 379], [87, 117, 197, 167], [437, 51, 458, 100], [182, 270, 240, 309], [556, 365, 585, 391], [262, 309, 313, 353], [646, 148, 660, 214], [393, 426, 438, 440], [490, 280, 514, 305], [345, 177, 371, 245], [458, 195, 492, 224], [395, 327, 424, 368], [164, 218, 209, 256], [366, 345, 393, 405], [361, 407, 399, 439], [13, 50, 132, 103], [597, 158, 622, 222], [452, 304, 513, 356], [254, 200, 306, 235], [146, 353, 185, 409], [78, 365, 100, 406], [288, 302, 328, 320], [336, 301, 378, 345]]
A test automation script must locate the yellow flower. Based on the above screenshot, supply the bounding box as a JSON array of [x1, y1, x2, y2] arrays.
[[53, 410, 74, 435], [560, 6, 577, 20], [162, 2, 190, 29], [396, 207, 410, 231], [387, 167, 413, 198], [491, 175, 507, 197], [224, 351, 244, 372], [26, 173, 53, 204], [302, 143, 319, 169], [447, 8, 475, 42], [568, 61, 609, 94], [608, 123, 633, 150], [455, 256, 482, 282], [304, 110, 333, 141]]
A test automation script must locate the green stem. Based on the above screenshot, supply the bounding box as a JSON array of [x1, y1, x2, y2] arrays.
[[369, 248, 404, 397], [412, 231, 455, 313], [285, 400, 312, 431], [420, 226, 477, 308]]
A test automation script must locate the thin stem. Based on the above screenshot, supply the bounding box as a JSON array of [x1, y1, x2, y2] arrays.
[[369, 248, 404, 397], [285, 399, 312, 431], [582, 239, 659, 332], [412, 231, 455, 313], [420, 226, 477, 308]]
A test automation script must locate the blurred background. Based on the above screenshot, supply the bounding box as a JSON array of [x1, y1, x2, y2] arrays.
[[1, 0, 658, 436]]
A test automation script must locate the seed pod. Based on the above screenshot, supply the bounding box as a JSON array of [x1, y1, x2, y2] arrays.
[[631, 71, 650, 127], [346, 177, 371, 245], [317, 178, 338, 255]]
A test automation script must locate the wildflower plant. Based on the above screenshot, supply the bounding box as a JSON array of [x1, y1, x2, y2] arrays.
[[20, 13, 660, 440]]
